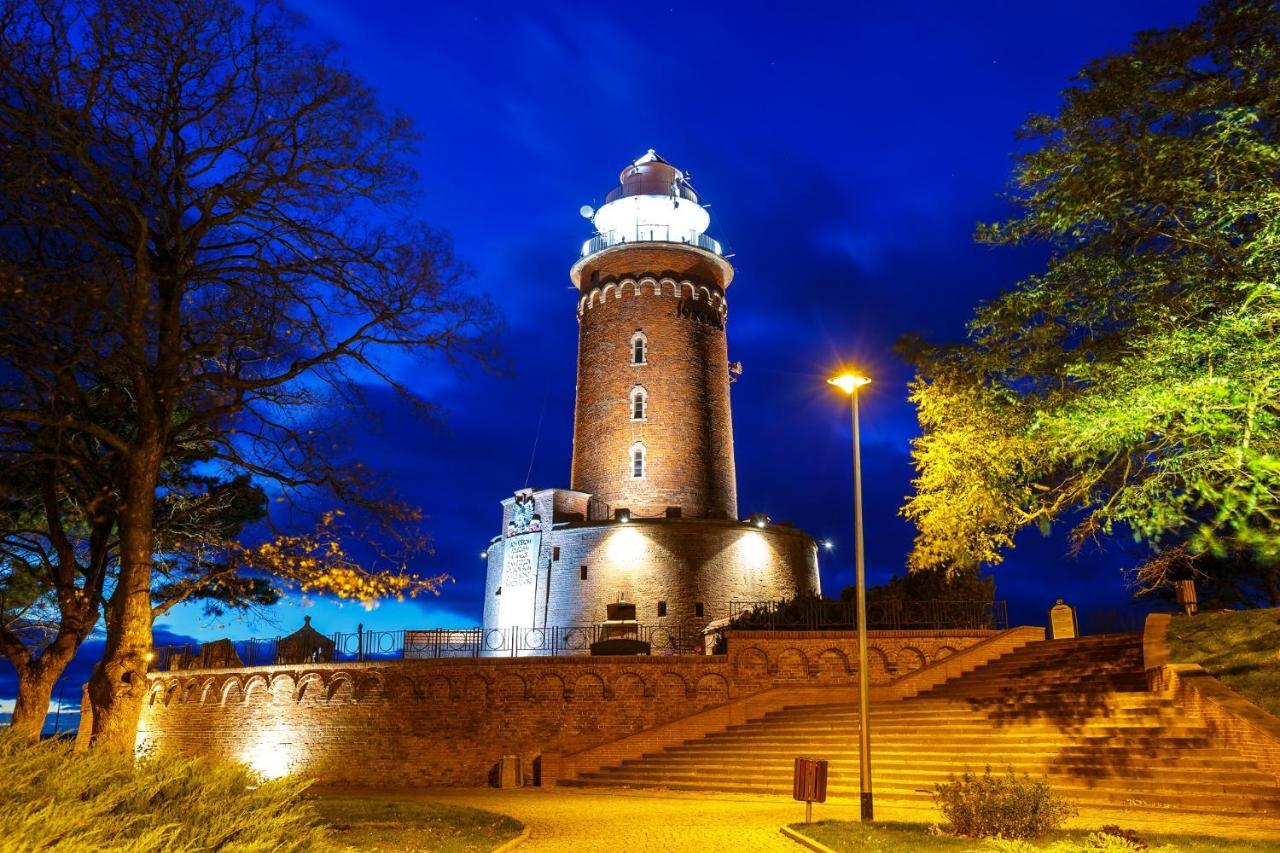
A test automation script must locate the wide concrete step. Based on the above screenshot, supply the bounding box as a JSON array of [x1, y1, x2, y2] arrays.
[[686, 727, 1213, 742], [658, 741, 1231, 759], [621, 754, 1269, 774], [713, 718, 1197, 735], [562, 778, 1277, 816], [562, 632, 1278, 824], [586, 767, 1280, 800], [769, 699, 1180, 720], [592, 761, 1276, 787]]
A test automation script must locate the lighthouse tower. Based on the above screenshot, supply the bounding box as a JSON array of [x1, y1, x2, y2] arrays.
[[570, 150, 737, 520], [481, 151, 819, 642]]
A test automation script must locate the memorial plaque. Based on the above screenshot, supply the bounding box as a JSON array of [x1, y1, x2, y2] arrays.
[[498, 531, 541, 627], [1049, 598, 1077, 639]]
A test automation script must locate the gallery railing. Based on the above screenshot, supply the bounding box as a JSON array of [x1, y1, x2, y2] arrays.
[[580, 228, 723, 258], [151, 622, 710, 670], [727, 599, 1008, 632]]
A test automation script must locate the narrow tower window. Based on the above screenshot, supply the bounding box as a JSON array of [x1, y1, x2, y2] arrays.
[[631, 331, 647, 365], [631, 442, 646, 479], [630, 386, 647, 421]]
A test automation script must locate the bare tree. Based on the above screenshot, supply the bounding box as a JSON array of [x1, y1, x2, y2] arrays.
[[0, 0, 493, 750]]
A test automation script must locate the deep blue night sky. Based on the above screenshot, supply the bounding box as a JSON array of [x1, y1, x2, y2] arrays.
[[2, 0, 1205, 729]]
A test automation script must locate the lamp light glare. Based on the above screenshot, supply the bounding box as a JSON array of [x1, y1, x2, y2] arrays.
[[828, 372, 871, 395], [822, 539, 834, 551]]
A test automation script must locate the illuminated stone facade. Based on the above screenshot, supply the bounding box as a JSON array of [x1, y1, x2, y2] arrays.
[[483, 153, 820, 633], [133, 629, 997, 785]]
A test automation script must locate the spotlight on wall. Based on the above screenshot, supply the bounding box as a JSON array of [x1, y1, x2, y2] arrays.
[[822, 539, 834, 551], [750, 513, 769, 529], [480, 551, 489, 559], [617, 509, 631, 524]]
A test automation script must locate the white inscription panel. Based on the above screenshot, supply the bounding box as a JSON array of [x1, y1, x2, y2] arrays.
[[498, 531, 541, 628]]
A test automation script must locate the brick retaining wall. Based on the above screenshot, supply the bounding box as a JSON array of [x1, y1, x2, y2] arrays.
[[132, 630, 999, 786], [1144, 613, 1280, 784]]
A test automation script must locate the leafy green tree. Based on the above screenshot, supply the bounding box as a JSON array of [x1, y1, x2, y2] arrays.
[[902, 0, 1280, 598]]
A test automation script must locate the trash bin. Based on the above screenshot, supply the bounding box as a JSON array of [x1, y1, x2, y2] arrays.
[[498, 754, 524, 788]]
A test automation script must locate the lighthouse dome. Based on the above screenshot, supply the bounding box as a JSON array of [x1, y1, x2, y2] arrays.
[[586, 150, 715, 256]]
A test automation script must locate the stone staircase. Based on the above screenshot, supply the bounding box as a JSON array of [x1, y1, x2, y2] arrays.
[[561, 633, 1280, 818]]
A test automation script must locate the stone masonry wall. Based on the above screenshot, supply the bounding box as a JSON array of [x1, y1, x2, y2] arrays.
[[134, 630, 994, 787], [483, 516, 820, 631]]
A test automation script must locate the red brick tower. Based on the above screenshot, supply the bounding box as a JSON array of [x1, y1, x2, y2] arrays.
[[569, 151, 738, 520]]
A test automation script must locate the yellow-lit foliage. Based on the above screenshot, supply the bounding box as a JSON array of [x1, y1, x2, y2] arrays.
[[0, 730, 323, 851], [902, 368, 1039, 572], [163, 509, 448, 614]]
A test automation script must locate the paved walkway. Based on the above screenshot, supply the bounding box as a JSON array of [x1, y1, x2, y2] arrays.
[[329, 786, 827, 852], [324, 786, 1280, 850]]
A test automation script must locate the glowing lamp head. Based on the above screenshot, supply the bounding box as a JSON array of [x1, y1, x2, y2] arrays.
[[822, 539, 834, 551], [827, 372, 871, 395], [617, 509, 631, 524]]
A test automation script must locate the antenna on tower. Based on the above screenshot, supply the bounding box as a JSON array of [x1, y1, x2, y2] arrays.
[[523, 400, 547, 488]]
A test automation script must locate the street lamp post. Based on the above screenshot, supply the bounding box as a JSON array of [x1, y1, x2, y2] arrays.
[[828, 370, 874, 822]]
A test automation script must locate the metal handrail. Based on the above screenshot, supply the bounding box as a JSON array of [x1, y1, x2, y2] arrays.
[[581, 228, 723, 258], [151, 622, 715, 670]]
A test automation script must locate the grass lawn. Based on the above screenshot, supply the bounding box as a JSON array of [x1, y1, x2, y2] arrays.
[[1166, 607, 1280, 717], [792, 820, 1274, 852], [314, 797, 523, 852]]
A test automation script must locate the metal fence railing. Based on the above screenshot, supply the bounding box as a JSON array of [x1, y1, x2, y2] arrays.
[[580, 228, 723, 258], [727, 599, 1008, 632], [149, 601, 1007, 672], [151, 622, 711, 671]]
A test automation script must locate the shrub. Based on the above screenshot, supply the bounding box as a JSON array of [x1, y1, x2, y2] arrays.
[[981, 834, 1148, 853], [934, 765, 1076, 840], [0, 730, 324, 851], [1097, 825, 1148, 849]]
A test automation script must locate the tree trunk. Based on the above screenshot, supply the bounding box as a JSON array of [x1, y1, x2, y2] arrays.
[[8, 667, 57, 740], [87, 453, 159, 753]]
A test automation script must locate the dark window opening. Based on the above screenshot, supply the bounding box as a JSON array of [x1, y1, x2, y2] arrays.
[[580, 565, 588, 580], [552, 546, 560, 561], [694, 602, 704, 618], [495, 586, 502, 596], [665, 506, 682, 518], [657, 601, 668, 618]]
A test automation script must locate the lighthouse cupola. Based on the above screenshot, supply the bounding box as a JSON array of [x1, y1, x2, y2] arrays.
[[583, 149, 713, 255]]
